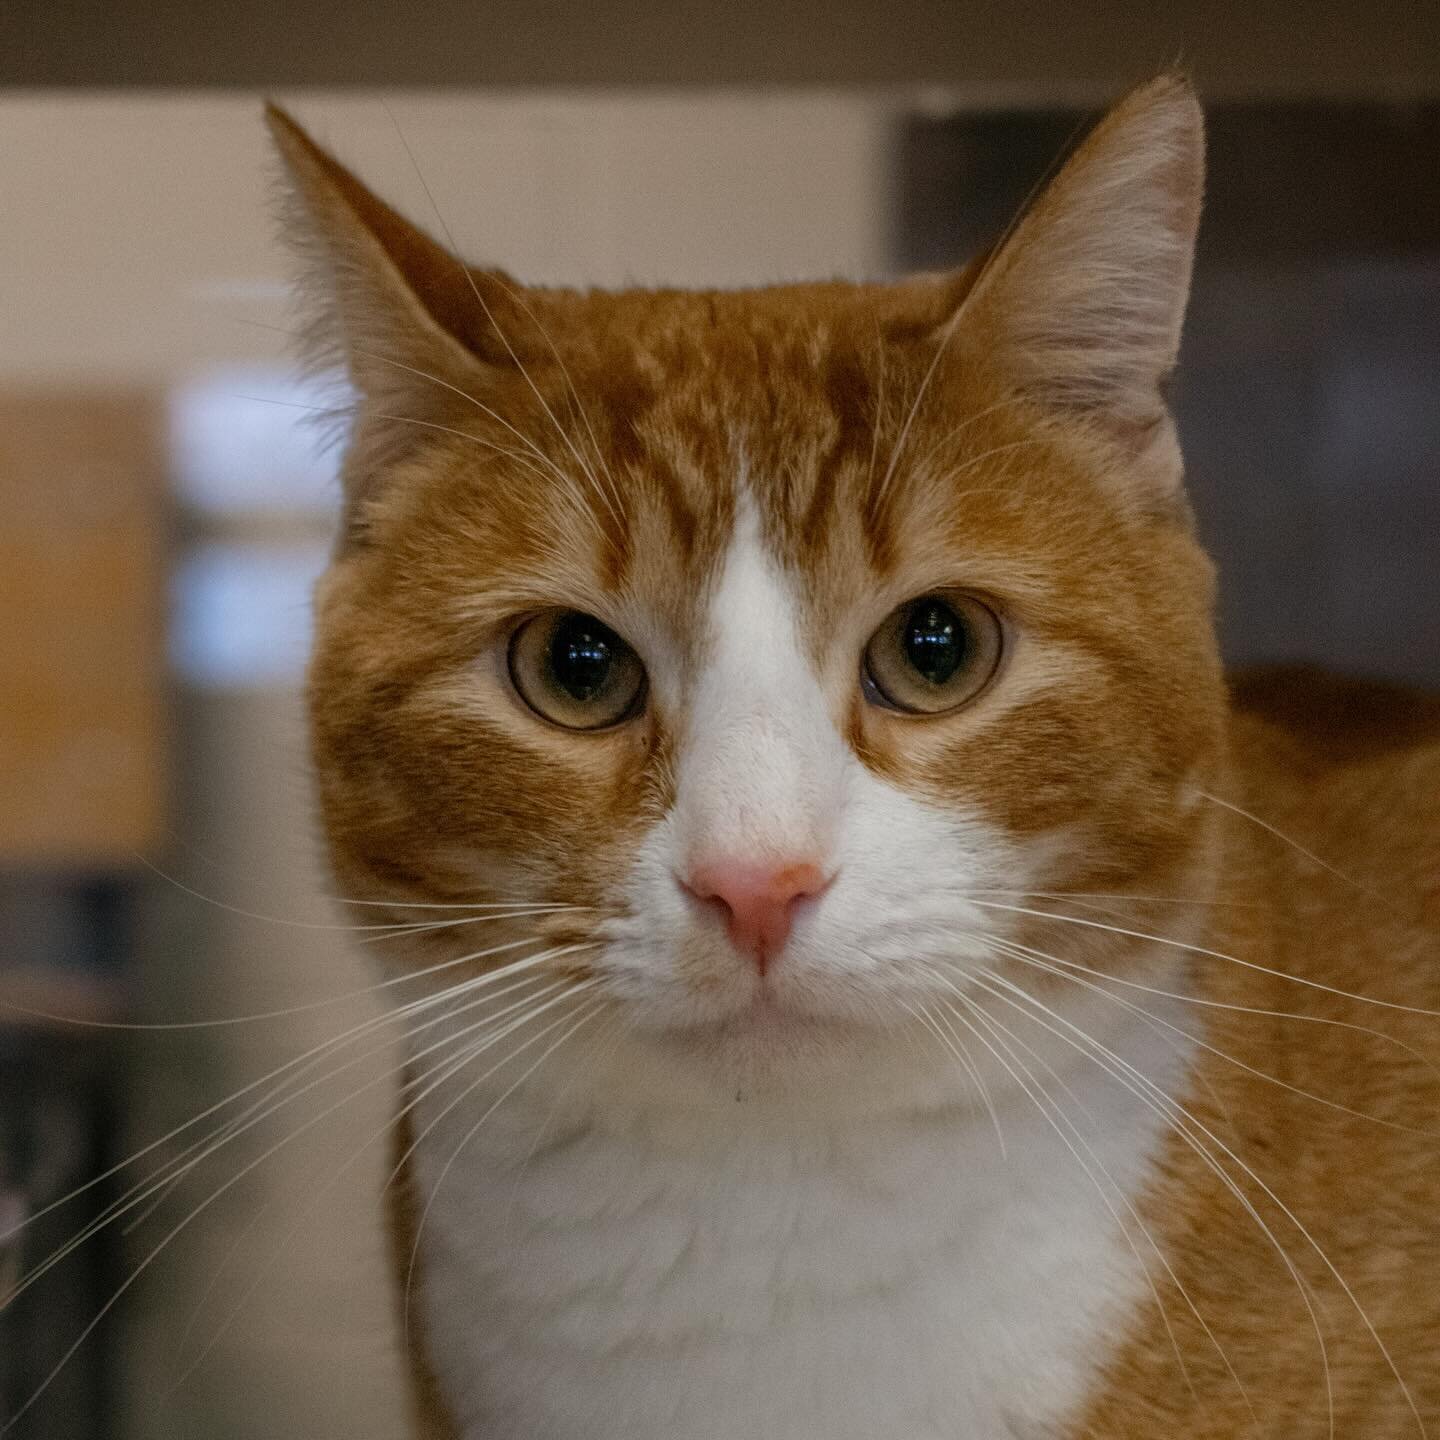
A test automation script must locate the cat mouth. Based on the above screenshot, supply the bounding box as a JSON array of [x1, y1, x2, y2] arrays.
[[731, 991, 816, 1027], [690, 985, 864, 1042]]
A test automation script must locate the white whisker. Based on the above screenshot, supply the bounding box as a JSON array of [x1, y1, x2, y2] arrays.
[[896, 995, 1006, 1157], [227, 385, 555, 485], [0, 943, 577, 1257], [967, 897, 1440, 1017], [399, 992, 608, 1340], [990, 935, 1440, 1136], [971, 961, 1427, 1440], [173, 973, 597, 1381], [936, 978, 1213, 1407], [380, 106, 625, 533], [8, 966, 554, 1307], [1198, 790, 1397, 911], [1, 950, 597, 1428]]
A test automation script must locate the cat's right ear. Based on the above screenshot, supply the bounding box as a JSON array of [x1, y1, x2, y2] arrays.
[[952, 74, 1205, 488], [265, 104, 527, 409]]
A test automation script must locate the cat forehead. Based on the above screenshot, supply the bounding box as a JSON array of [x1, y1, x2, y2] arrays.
[[357, 270, 1150, 675], [401, 310, 1045, 591], [387, 322, 1108, 671], [524, 273, 966, 353], [464, 274, 973, 496]]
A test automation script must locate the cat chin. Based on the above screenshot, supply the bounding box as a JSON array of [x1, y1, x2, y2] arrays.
[[665, 995, 867, 1055], [579, 946, 1195, 1120], [583, 998, 976, 1117]]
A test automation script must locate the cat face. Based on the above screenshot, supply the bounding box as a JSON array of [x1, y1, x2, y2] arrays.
[[279, 76, 1227, 1091]]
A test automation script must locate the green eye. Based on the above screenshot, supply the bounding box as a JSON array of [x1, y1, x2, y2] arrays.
[[508, 610, 647, 731], [863, 594, 1002, 715]]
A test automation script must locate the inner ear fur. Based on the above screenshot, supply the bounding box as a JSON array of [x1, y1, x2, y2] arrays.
[[956, 74, 1206, 441], [265, 103, 542, 399]]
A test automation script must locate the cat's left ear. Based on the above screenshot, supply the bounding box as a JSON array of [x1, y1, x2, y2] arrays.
[[958, 74, 1204, 472], [265, 104, 532, 408]]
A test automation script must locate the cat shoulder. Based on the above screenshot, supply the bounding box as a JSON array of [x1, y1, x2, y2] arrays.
[[1227, 664, 1440, 927], [1229, 664, 1440, 769]]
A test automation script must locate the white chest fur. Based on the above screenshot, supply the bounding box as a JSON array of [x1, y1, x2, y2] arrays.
[[406, 1009, 1190, 1440]]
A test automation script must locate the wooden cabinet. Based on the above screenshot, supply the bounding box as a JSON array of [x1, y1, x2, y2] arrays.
[[0, 390, 166, 866]]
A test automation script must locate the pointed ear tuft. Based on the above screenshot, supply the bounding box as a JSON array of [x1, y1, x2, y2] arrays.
[[265, 104, 530, 404], [963, 73, 1205, 440]]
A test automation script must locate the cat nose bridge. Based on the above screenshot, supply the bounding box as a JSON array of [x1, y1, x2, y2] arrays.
[[676, 694, 844, 864], [673, 702, 842, 971]]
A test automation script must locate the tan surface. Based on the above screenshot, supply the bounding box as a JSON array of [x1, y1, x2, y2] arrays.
[[0, 389, 166, 863], [0, 93, 890, 385]]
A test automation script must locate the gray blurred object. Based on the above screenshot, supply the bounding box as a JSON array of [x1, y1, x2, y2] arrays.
[[896, 100, 1440, 686], [0, 878, 129, 1440]]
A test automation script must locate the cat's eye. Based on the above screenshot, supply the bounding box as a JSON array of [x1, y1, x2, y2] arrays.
[[862, 594, 1002, 715], [508, 610, 647, 731]]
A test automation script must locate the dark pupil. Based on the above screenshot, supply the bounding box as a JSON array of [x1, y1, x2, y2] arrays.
[[903, 600, 967, 686], [549, 615, 616, 702]]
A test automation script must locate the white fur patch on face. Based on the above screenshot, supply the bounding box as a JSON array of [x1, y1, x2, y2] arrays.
[[594, 490, 1030, 1078], [670, 493, 850, 870]]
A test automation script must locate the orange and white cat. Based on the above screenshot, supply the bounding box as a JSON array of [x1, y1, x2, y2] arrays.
[[269, 75, 1440, 1440]]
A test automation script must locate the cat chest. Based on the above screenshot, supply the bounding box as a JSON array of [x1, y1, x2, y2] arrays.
[[408, 1092, 1170, 1440]]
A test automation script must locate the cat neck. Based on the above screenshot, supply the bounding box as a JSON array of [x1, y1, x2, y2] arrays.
[[398, 956, 1200, 1440]]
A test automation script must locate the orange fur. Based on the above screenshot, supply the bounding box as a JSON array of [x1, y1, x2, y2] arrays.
[[1080, 684, 1440, 1437], [270, 77, 1440, 1438]]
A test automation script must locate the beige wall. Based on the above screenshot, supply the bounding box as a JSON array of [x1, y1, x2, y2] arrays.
[[1, 91, 894, 383]]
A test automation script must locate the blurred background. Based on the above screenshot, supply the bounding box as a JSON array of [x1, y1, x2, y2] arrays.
[[0, 3, 1437, 1436]]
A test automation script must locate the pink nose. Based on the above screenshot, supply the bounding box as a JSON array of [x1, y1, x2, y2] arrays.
[[683, 859, 830, 973]]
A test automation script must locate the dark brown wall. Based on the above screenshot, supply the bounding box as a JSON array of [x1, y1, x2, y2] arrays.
[[898, 102, 1440, 685], [3, 0, 1439, 94]]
